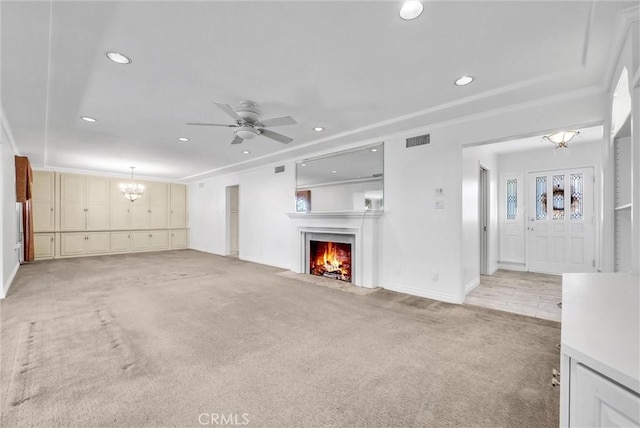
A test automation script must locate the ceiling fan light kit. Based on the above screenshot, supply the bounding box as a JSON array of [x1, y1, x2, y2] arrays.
[[187, 100, 296, 145]]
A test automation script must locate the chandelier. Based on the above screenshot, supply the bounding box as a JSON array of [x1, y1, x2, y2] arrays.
[[543, 130, 579, 152], [119, 167, 144, 202]]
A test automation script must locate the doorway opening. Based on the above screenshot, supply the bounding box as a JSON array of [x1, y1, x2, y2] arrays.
[[226, 185, 239, 256], [479, 166, 489, 275]]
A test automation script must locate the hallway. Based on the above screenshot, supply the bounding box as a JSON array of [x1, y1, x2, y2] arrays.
[[464, 270, 562, 322]]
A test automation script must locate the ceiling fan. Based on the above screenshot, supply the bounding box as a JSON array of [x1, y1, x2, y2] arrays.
[[187, 100, 297, 144]]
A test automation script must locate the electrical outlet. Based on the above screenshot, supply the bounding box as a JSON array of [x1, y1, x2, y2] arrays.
[[434, 200, 444, 209]]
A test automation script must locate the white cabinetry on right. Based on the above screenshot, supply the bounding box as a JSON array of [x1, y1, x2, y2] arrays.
[[560, 273, 640, 427]]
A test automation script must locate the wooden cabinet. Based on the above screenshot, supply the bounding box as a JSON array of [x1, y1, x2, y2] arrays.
[[110, 180, 168, 229], [60, 232, 110, 257], [32, 171, 55, 231], [32, 170, 188, 260], [60, 174, 110, 231], [130, 230, 169, 252], [560, 273, 640, 427], [34, 233, 55, 259], [171, 229, 189, 249], [170, 184, 188, 228], [110, 232, 131, 253]]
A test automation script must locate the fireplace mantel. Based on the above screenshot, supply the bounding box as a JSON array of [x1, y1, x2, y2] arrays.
[[287, 211, 381, 288], [286, 211, 384, 220]]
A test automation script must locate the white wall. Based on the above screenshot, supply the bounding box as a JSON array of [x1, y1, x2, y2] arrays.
[[189, 162, 295, 269], [461, 145, 498, 294], [188, 89, 608, 304], [1, 111, 20, 298], [497, 140, 603, 268]]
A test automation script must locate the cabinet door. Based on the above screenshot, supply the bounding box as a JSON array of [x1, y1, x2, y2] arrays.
[[571, 362, 640, 427], [60, 233, 87, 256], [130, 231, 151, 251], [171, 229, 188, 249], [110, 232, 131, 253], [86, 232, 109, 254], [130, 201, 150, 229], [149, 182, 168, 229], [170, 184, 187, 228], [60, 174, 86, 231], [86, 176, 110, 230], [34, 233, 54, 259], [110, 204, 130, 230], [32, 171, 55, 231], [150, 230, 169, 250]]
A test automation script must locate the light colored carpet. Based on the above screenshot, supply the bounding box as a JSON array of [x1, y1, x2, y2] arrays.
[[1, 250, 560, 427]]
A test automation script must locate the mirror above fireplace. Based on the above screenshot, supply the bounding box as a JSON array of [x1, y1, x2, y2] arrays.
[[295, 143, 384, 213]]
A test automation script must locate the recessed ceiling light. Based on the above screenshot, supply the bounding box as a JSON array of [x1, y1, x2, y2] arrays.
[[400, 1, 424, 20], [106, 52, 131, 64], [177, 137, 189, 142], [371, 148, 378, 152], [331, 170, 337, 174], [81, 116, 97, 123], [313, 127, 324, 132], [301, 163, 306, 167], [242, 150, 250, 155], [455, 76, 474, 86]]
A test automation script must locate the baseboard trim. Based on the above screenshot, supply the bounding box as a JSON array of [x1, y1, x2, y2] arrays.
[[240, 255, 291, 271], [497, 261, 527, 272], [464, 278, 480, 295], [1, 261, 20, 299], [383, 283, 463, 304]]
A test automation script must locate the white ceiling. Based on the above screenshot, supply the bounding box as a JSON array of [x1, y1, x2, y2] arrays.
[[1, 1, 635, 182]]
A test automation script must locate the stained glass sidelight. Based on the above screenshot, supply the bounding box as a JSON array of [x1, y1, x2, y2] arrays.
[[570, 173, 583, 220], [506, 179, 517, 220], [552, 174, 565, 220], [536, 176, 547, 220]]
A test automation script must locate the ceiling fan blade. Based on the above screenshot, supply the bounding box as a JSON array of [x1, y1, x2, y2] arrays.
[[260, 128, 293, 144], [186, 122, 236, 127], [231, 135, 244, 145], [213, 101, 242, 122], [257, 116, 297, 127]]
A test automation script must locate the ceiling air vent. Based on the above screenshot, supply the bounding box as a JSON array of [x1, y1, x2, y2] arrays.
[[274, 165, 285, 174], [406, 134, 430, 148]]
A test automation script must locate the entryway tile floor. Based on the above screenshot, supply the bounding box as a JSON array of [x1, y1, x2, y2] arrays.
[[464, 270, 562, 322]]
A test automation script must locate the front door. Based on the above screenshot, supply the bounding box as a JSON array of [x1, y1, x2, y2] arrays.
[[527, 167, 595, 274]]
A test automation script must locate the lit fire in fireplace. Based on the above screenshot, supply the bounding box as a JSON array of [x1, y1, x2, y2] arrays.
[[309, 241, 352, 282]]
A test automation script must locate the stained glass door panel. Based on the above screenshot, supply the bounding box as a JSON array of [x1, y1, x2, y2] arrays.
[[527, 167, 594, 274]]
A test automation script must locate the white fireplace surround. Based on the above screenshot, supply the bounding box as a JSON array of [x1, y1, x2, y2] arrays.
[[287, 212, 382, 288]]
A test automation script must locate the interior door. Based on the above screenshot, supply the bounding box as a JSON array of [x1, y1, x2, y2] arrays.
[[527, 167, 594, 274]]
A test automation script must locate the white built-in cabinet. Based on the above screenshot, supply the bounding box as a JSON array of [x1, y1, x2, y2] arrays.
[[560, 273, 640, 427], [32, 170, 55, 231], [60, 174, 110, 231], [32, 170, 189, 260], [34, 233, 55, 259], [170, 183, 188, 228]]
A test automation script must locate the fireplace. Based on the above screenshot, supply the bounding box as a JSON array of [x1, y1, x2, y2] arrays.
[[305, 233, 355, 283], [309, 241, 352, 282], [287, 211, 382, 288]]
